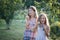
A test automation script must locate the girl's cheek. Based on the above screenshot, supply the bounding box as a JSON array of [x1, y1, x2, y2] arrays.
[[28, 11, 31, 14], [43, 18, 45, 22], [28, 11, 32, 15], [40, 19, 43, 23]]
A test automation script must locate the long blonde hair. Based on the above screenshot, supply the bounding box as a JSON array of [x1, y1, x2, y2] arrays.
[[38, 12, 50, 27], [28, 6, 38, 19]]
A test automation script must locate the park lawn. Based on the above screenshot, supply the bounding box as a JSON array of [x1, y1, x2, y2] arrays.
[[0, 20, 60, 40], [0, 20, 25, 40]]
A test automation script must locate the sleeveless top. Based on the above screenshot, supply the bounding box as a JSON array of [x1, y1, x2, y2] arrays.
[[28, 18, 36, 30], [24, 18, 36, 40], [36, 25, 49, 40]]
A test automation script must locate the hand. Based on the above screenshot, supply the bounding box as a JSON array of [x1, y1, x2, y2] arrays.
[[26, 16, 29, 20], [43, 25, 49, 37], [43, 25, 47, 31], [31, 28, 37, 33]]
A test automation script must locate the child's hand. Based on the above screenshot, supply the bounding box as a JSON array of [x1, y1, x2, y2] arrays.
[[26, 16, 29, 20], [43, 25, 47, 30], [31, 28, 37, 33], [44, 25, 49, 37]]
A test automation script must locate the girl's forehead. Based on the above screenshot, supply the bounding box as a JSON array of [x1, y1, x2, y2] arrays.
[[29, 7, 35, 11], [40, 15, 45, 18], [38, 15, 46, 19], [41, 15, 45, 17], [28, 8, 32, 10]]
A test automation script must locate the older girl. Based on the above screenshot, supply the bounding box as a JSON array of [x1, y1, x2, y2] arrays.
[[24, 6, 38, 40]]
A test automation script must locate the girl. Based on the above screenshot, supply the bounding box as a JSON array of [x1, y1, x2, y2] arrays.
[[24, 6, 38, 40], [36, 12, 50, 40]]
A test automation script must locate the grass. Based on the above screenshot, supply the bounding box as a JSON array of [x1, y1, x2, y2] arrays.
[[0, 19, 60, 40], [0, 20, 25, 40]]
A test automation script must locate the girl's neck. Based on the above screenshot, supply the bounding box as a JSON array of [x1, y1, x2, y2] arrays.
[[30, 16, 35, 19], [40, 24, 45, 27], [29, 17, 35, 21]]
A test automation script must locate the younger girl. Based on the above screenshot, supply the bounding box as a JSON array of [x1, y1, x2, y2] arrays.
[[24, 6, 38, 40], [36, 12, 50, 40]]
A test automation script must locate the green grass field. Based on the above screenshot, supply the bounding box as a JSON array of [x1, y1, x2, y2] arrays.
[[0, 20, 60, 40], [0, 20, 25, 40]]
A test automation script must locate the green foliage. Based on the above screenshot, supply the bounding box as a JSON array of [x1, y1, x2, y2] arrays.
[[13, 9, 28, 20], [34, 0, 60, 24], [50, 21, 60, 40], [0, 0, 22, 23], [24, 0, 35, 8]]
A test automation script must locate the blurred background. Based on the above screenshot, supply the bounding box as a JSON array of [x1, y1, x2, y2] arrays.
[[0, 0, 60, 40]]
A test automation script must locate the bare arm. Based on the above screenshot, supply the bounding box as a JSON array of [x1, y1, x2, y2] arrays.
[[32, 18, 38, 32], [44, 25, 50, 37], [25, 16, 30, 29]]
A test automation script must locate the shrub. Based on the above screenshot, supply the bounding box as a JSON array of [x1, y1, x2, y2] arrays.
[[50, 21, 60, 40]]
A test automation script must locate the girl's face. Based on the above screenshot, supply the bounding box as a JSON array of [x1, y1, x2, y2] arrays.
[[28, 8, 35, 17], [40, 15, 46, 24]]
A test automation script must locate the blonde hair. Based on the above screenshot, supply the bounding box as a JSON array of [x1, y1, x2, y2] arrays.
[[38, 12, 50, 27], [28, 6, 38, 19]]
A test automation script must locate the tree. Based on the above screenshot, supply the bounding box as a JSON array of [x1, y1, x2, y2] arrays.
[[24, 0, 35, 8], [0, 0, 22, 29]]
